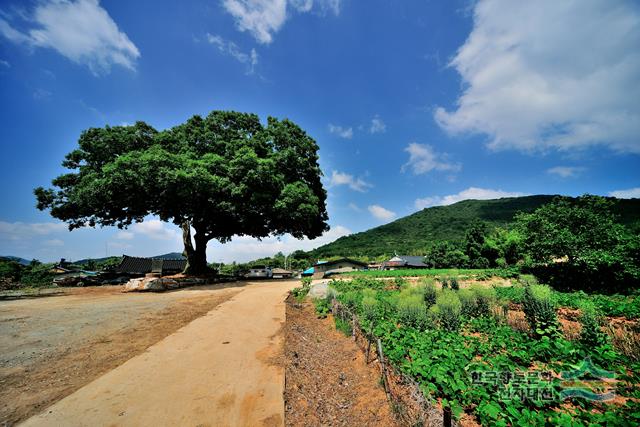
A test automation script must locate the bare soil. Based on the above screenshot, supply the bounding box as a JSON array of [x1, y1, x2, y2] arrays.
[[0, 283, 243, 426], [284, 297, 398, 427]]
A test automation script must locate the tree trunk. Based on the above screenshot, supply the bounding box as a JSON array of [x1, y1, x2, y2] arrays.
[[181, 222, 210, 275]]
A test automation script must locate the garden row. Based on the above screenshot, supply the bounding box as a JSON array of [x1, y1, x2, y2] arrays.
[[309, 277, 640, 426]]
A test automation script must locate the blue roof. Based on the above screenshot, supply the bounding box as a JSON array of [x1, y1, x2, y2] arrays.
[[303, 267, 314, 275]]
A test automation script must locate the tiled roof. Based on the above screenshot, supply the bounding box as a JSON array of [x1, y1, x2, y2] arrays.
[[116, 255, 187, 274]]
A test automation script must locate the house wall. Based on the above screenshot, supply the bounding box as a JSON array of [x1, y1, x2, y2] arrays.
[[315, 262, 364, 273]]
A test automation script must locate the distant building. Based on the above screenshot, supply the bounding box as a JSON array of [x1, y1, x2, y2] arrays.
[[271, 268, 293, 279], [381, 255, 428, 270], [116, 255, 187, 276], [311, 258, 368, 278], [245, 265, 273, 279]]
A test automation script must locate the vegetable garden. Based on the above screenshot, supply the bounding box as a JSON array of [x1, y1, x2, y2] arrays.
[[315, 276, 640, 426]]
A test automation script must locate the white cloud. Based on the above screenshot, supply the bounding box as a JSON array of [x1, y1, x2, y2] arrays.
[[44, 239, 64, 247], [348, 202, 362, 212], [0, 59, 9, 68], [401, 143, 461, 175], [206, 33, 258, 74], [206, 225, 352, 263], [368, 205, 396, 221], [33, 88, 52, 100], [0, 221, 67, 241], [547, 166, 585, 178], [328, 123, 353, 139], [369, 115, 386, 134], [434, 0, 640, 153], [129, 220, 181, 241], [0, 0, 140, 75], [415, 187, 527, 209], [329, 170, 372, 192], [116, 231, 134, 240], [222, 0, 341, 44], [609, 187, 640, 199]]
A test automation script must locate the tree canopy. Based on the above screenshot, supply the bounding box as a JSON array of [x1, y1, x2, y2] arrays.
[[516, 195, 639, 292], [35, 110, 329, 273]]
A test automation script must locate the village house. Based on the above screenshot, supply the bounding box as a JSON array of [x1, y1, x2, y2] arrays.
[[309, 258, 368, 279], [116, 255, 187, 276], [381, 255, 428, 270]]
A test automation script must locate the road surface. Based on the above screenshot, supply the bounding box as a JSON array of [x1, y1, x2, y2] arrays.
[[20, 280, 297, 427]]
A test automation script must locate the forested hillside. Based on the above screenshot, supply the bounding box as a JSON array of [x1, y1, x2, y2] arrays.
[[311, 195, 640, 258]]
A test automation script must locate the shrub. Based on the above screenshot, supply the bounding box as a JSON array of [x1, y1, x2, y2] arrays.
[[291, 279, 311, 300], [394, 276, 408, 289], [341, 291, 360, 309], [578, 300, 608, 348], [458, 288, 476, 317], [450, 277, 460, 290], [430, 290, 462, 332], [314, 297, 331, 318], [522, 284, 559, 336], [421, 278, 437, 307], [362, 295, 378, 324], [470, 285, 496, 317], [396, 294, 429, 330], [335, 317, 353, 336], [440, 277, 450, 290]]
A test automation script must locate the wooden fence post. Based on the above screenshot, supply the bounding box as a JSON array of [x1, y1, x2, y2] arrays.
[[377, 338, 391, 401], [443, 406, 452, 427]]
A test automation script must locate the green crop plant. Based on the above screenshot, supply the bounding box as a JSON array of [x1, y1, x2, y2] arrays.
[[522, 284, 559, 337], [458, 288, 476, 318], [470, 285, 496, 317], [430, 289, 462, 331], [396, 293, 430, 330], [421, 278, 437, 307], [578, 300, 608, 348]]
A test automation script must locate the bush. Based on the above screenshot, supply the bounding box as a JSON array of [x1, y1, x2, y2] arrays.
[[314, 297, 331, 318], [362, 295, 378, 324], [578, 300, 608, 348], [458, 288, 476, 317], [522, 284, 559, 337], [396, 293, 429, 330], [470, 285, 496, 317], [291, 279, 311, 300], [440, 277, 449, 290], [458, 285, 496, 318], [335, 317, 353, 336], [450, 277, 460, 290], [19, 263, 55, 286], [430, 290, 462, 331], [421, 278, 437, 307]]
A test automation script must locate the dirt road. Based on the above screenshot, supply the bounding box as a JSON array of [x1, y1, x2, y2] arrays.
[[1, 284, 244, 425], [19, 280, 297, 427]]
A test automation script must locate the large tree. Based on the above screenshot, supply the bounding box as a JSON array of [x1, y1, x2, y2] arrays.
[[516, 195, 639, 291], [35, 111, 329, 274]]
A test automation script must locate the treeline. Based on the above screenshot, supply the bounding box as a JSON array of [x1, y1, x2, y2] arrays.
[[0, 259, 56, 289], [428, 195, 639, 293], [236, 195, 639, 293]]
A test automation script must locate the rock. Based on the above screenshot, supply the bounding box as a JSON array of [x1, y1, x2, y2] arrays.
[[308, 281, 329, 299], [123, 277, 178, 292]]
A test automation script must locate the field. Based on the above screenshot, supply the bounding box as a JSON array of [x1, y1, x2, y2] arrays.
[[343, 268, 519, 280], [315, 275, 640, 426]]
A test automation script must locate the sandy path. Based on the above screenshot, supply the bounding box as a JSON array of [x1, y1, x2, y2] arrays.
[[20, 280, 298, 427]]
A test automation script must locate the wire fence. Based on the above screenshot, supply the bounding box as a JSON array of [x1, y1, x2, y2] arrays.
[[331, 300, 455, 427]]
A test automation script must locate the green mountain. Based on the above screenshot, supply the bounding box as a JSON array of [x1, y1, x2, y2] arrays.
[[311, 195, 640, 258], [0, 256, 31, 265]]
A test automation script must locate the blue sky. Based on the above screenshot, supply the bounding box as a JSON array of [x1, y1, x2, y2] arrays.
[[0, 0, 639, 263]]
